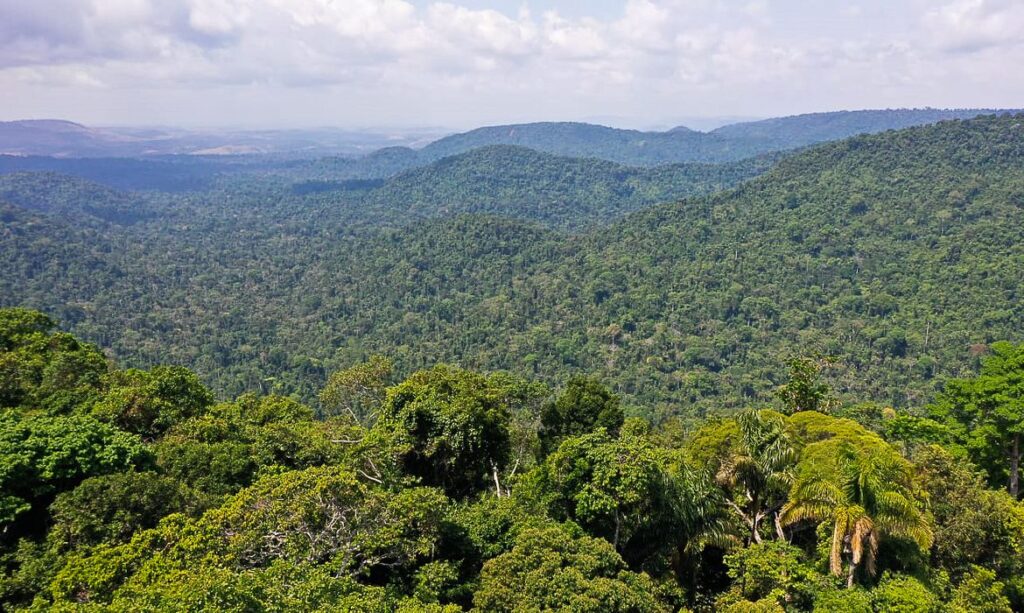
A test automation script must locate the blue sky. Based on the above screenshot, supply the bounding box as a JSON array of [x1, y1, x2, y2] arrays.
[[0, 0, 1021, 129]]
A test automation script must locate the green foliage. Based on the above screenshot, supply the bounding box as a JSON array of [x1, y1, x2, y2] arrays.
[[782, 413, 932, 586], [44, 466, 447, 608], [90, 366, 214, 437], [539, 375, 623, 455], [720, 540, 817, 609], [0, 307, 55, 348], [0, 412, 149, 527], [527, 421, 723, 567], [717, 599, 784, 613], [929, 341, 1024, 497], [362, 145, 776, 231], [4, 311, 1021, 611], [446, 495, 546, 566], [811, 586, 872, 612], [473, 523, 666, 612], [868, 573, 940, 612], [711, 409, 795, 544], [210, 466, 448, 575], [775, 358, 839, 415], [48, 471, 201, 551], [0, 538, 62, 608], [374, 365, 515, 498], [154, 438, 256, 498], [4, 116, 1024, 416], [949, 566, 1012, 613], [320, 355, 393, 423], [154, 394, 361, 497], [59, 558, 393, 612], [3, 106, 1024, 613], [911, 446, 1024, 586], [0, 307, 107, 414], [882, 414, 955, 452]]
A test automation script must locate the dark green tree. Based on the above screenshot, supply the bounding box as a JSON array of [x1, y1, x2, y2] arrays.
[[48, 471, 201, 551], [539, 375, 624, 455], [0, 412, 150, 529], [373, 365, 514, 499], [528, 419, 723, 568], [0, 308, 107, 414], [929, 342, 1024, 498]]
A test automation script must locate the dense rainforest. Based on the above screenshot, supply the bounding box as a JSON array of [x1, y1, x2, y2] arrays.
[[1, 307, 1023, 611], [399, 109, 1016, 166], [2, 108, 1024, 611], [2, 114, 1023, 419]]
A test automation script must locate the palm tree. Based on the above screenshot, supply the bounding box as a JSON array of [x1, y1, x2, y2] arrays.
[[716, 409, 795, 544], [781, 441, 933, 587]]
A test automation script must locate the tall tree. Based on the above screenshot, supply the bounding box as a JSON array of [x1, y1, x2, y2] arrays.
[[473, 524, 665, 613], [929, 342, 1024, 498], [782, 437, 932, 588], [538, 375, 623, 456], [714, 409, 795, 544], [373, 365, 514, 499], [529, 420, 723, 568], [775, 357, 839, 415], [319, 355, 393, 425]]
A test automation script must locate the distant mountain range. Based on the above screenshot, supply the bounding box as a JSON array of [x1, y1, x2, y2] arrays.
[[0, 120, 444, 158], [413, 109, 1020, 165], [250, 108, 1019, 186], [2, 114, 1022, 409], [1, 109, 1018, 163]]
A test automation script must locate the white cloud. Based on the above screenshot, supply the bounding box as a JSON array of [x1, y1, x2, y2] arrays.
[[924, 0, 1024, 52], [187, 0, 251, 37], [0, 0, 1020, 127]]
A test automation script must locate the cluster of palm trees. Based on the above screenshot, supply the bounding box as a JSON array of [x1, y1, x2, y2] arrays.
[[711, 409, 933, 588]]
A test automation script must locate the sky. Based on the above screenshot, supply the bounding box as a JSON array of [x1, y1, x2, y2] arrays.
[[0, 0, 1021, 129]]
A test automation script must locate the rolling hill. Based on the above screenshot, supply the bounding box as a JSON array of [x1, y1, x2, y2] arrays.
[[410, 108, 1019, 166], [359, 145, 778, 230], [1, 115, 1022, 416]]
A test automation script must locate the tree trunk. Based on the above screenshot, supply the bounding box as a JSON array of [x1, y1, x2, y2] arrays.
[[491, 463, 503, 498], [845, 539, 856, 589], [773, 511, 786, 541], [1010, 433, 1020, 499]]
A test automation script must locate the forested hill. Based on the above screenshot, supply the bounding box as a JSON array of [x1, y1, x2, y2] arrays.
[[360, 145, 777, 231], [2, 109, 1014, 189], [265, 108, 1020, 181], [412, 108, 1017, 166], [554, 114, 1024, 413], [707, 108, 1013, 149], [1, 115, 1023, 415]]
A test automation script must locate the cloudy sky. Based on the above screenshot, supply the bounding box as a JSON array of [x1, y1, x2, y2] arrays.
[[0, 0, 1021, 129]]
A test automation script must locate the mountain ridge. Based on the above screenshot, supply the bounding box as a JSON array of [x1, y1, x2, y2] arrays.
[[2, 114, 1023, 410]]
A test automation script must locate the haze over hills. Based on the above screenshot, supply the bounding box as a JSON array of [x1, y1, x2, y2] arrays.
[[2, 108, 1018, 166], [2, 114, 1022, 413], [385, 108, 1022, 167], [0, 120, 445, 158], [0, 145, 778, 234]]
